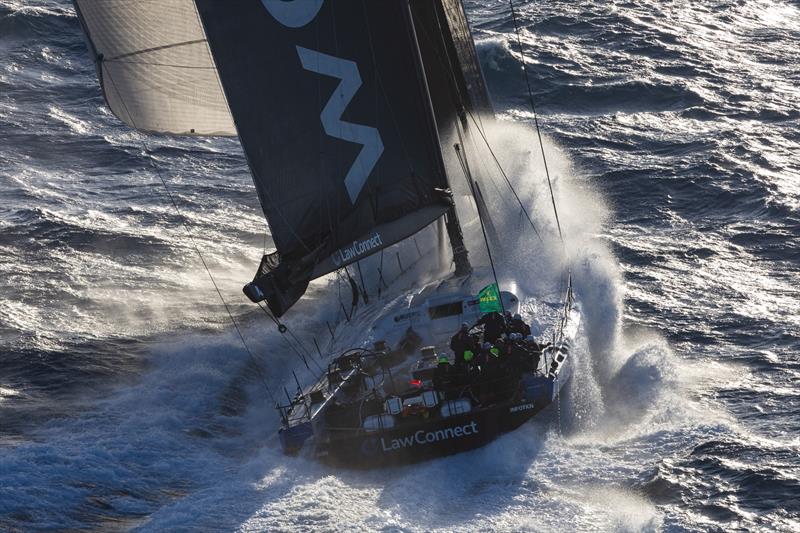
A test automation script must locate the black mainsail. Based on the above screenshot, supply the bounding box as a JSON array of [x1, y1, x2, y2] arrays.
[[195, 0, 464, 316]]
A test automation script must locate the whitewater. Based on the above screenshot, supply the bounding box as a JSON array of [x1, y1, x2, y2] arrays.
[[1, 0, 799, 531]]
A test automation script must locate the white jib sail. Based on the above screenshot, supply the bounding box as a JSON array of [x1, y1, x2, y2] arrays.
[[73, 0, 236, 136]]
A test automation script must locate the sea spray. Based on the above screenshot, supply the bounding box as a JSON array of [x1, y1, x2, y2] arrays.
[[455, 120, 685, 435]]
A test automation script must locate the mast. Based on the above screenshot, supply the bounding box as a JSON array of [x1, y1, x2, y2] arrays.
[[405, 1, 472, 277], [444, 204, 472, 276], [411, 0, 497, 278]]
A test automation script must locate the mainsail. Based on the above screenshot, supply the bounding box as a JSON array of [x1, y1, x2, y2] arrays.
[[74, 0, 489, 317], [72, 0, 235, 136], [195, 0, 456, 316]]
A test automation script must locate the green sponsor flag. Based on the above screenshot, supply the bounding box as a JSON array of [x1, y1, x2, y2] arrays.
[[478, 283, 503, 314]]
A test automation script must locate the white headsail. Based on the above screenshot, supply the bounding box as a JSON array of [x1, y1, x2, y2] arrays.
[[73, 0, 235, 136]]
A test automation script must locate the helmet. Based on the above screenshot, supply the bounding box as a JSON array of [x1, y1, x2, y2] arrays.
[[461, 322, 469, 330], [526, 335, 535, 342], [490, 347, 500, 357], [438, 354, 450, 364], [514, 313, 522, 321], [510, 333, 520, 341], [482, 342, 492, 350], [463, 350, 474, 362]]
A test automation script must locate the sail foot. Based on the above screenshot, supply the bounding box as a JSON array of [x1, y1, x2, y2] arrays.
[[244, 260, 311, 318]]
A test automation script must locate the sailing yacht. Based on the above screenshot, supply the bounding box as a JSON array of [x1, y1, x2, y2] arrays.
[[73, 0, 579, 467]]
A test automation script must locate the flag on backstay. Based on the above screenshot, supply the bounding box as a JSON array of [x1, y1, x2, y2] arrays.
[[478, 283, 502, 313]]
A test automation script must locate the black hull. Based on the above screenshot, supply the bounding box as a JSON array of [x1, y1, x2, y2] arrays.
[[316, 397, 548, 468], [276, 307, 578, 469]]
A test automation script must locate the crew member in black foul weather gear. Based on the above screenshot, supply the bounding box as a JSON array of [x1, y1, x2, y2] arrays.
[[433, 353, 451, 392], [507, 334, 531, 372], [450, 322, 476, 363], [509, 313, 532, 337], [475, 312, 506, 343], [524, 335, 543, 373]]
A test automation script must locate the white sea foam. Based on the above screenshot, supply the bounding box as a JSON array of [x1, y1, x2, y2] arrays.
[[48, 106, 91, 135]]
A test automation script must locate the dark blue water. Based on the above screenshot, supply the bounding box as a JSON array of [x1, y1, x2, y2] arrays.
[[1, 0, 799, 531]]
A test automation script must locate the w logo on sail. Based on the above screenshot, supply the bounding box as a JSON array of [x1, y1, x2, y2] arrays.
[[297, 47, 384, 204], [262, 0, 385, 204]]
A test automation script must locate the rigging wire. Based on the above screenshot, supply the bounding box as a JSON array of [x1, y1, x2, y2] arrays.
[[99, 63, 278, 405], [464, 110, 543, 244], [256, 301, 326, 377], [509, 0, 563, 243], [145, 154, 278, 404], [455, 142, 504, 313], [508, 1, 574, 309], [415, 8, 543, 245]]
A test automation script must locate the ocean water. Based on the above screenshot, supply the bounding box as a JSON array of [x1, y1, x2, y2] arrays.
[[1, 0, 799, 531]]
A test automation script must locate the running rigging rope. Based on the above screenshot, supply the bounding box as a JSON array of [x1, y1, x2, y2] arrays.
[[508, 1, 573, 310], [465, 110, 543, 244], [100, 61, 278, 406], [256, 301, 326, 376], [455, 142, 505, 313], [509, 0, 564, 243], [143, 150, 279, 404]]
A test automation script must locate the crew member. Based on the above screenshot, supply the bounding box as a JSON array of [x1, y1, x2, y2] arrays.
[[509, 313, 532, 337], [481, 343, 504, 400], [493, 337, 510, 360], [525, 335, 543, 373], [433, 353, 451, 392], [474, 342, 492, 369], [450, 322, 476, 363], [475, 311, 506, 343], [509, 333, 530, 372]]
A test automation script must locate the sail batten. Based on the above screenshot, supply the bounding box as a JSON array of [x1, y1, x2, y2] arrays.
[[73, 0, 236, 136], [104, 39, 209, 62]]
